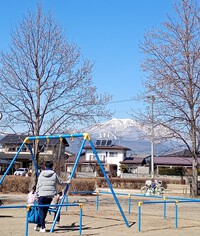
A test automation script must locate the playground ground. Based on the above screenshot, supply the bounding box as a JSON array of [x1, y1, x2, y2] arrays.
[[1, 186, 200, 236]]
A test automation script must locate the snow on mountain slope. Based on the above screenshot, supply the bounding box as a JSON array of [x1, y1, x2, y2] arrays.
[[84, 118, 183, 155], [66, 118, 183, 155], [87, 118, 148, 141]]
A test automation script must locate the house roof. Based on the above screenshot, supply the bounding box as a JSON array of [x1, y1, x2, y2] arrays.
[[0, 134, 69, 146], [120, 157, 145, 164], [163, 149, 200, 157], [153, 156, 199, 166], [65, 154, 86, 164], [2, 153, 32, 160], [119, 155, 200, 167], [0, 158, 10, 164], [84, 144, 131, 151]]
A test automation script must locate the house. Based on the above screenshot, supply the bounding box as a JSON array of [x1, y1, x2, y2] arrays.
[[153, 156, 200, 174], [65, 139, 131, 177], [0, 134, 69, 174], [153, 149, 200, 174], [1, 133, 199, 177], [121, 151, 200, 176], [120, 154, 148, 174]]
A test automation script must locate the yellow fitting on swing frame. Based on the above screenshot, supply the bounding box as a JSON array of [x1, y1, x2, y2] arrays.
[[46, 136, 50, 143], [59, 137, 63, 142], [36, 137, 39, 143], [70, 134, 74, 141], [24, 137, 30, 144], [138, 201, 143, 207], [79, 203, 83, 209], [128, 193, 131, 198], [83, 132, 90, 140], [26, 205, 31, 212]]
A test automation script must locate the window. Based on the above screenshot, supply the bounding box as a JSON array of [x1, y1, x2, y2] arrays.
[[8, 147, 16, 152], [89, 154, 105, 162], [89, 155, 96, 161], [109, 152, 118, 157]]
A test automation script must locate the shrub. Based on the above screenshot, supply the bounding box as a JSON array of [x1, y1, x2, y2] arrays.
[[0, 175, 30, 193], [0, 176, 187, 194], [69, 178, 96, 194], [0, 176, 96, 194], [158, 167, 186, 176], [95, 177, 169, 189], [119, 164, 128, 173]]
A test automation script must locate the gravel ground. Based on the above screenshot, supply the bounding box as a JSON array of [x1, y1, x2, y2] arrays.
[[1, 187, 200, 236]]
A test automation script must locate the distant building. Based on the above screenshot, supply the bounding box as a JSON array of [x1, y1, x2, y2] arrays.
[[0, 134, 69, 174], [1, 134, 199, 177], [65, 139, 131, 176]]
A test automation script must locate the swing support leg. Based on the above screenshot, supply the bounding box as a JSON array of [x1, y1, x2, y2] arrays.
[[50, 139, 87, 233], [89, 140, 130, 228]]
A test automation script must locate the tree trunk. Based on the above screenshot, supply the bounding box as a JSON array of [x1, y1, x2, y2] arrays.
[[191, 157, 198, 196]]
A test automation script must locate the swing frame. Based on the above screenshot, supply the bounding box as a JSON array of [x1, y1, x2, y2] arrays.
[[0, 133, 130, 232]]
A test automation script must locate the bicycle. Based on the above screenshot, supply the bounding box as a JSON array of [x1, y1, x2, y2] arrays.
[[141, 180, 166, 196]]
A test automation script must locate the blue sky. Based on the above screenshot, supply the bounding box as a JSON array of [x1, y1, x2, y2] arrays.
[[0, 0, 175, 119]]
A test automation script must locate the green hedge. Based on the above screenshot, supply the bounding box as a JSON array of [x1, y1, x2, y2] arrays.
[[158, 167, 186, 176]]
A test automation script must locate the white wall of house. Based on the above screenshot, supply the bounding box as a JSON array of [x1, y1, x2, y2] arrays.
[[85, 148, 126, 176]]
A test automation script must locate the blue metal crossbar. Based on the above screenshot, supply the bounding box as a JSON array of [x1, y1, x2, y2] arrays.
[[0, 132, 130, 232], [0, 203, 81, 236]]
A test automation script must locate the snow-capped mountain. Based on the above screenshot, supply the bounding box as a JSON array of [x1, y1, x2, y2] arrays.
[[85, 118, 183, 155], [87, 118, 147, 141], [67, 118, 184, 155]]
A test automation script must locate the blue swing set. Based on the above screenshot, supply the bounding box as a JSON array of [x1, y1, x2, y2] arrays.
[[0, 132, 130, 232]]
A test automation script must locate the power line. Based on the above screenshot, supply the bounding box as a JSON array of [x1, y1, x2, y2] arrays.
[[107, 97, 135, 104]]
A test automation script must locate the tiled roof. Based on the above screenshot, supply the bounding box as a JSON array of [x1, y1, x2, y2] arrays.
[[0, 159, 10, 164], [0, 134, 27, 144], [65, 155, 86, 163], [153, 156, 198, 166], [0, 134, 69, 146], [84, 145, 131, 151], [2, 153, 32, 160], [163, 149, 200, 157], [120, 157, 145, 164], [119, 156, 200, 166]]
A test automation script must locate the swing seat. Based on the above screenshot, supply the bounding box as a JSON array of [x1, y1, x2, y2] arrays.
[[48, 207, 58, 215]]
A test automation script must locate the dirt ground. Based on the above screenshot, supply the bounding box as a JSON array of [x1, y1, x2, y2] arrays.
[[1, 187, 200, 236]]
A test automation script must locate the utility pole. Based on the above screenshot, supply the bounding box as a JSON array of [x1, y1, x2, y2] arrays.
[[148, 95, 155, 179]]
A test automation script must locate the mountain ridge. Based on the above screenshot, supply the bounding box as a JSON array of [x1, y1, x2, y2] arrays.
[[67, 118, 184, 155], [84, 118, 176, 155]]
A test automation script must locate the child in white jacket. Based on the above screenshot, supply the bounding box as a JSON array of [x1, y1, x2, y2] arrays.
[[27, 186, 36, 205]]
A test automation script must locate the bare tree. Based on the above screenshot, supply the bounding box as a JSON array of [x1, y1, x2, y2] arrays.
[[139, 0, 200, 196], [0, 5, 112, 150]]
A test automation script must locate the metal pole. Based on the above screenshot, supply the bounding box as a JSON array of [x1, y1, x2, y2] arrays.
[[150, 95, 155, 179], [79, 204, 83, 235], [175, 201, 178, 228], [128, 194, 131, 214], [163, 196, 166, 219], [138, 202, 142, 231], [89, 139, 130, 228], [25, 209, 29, 236], [96, 191, 99, 211], [50, 138, 86, 233]]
